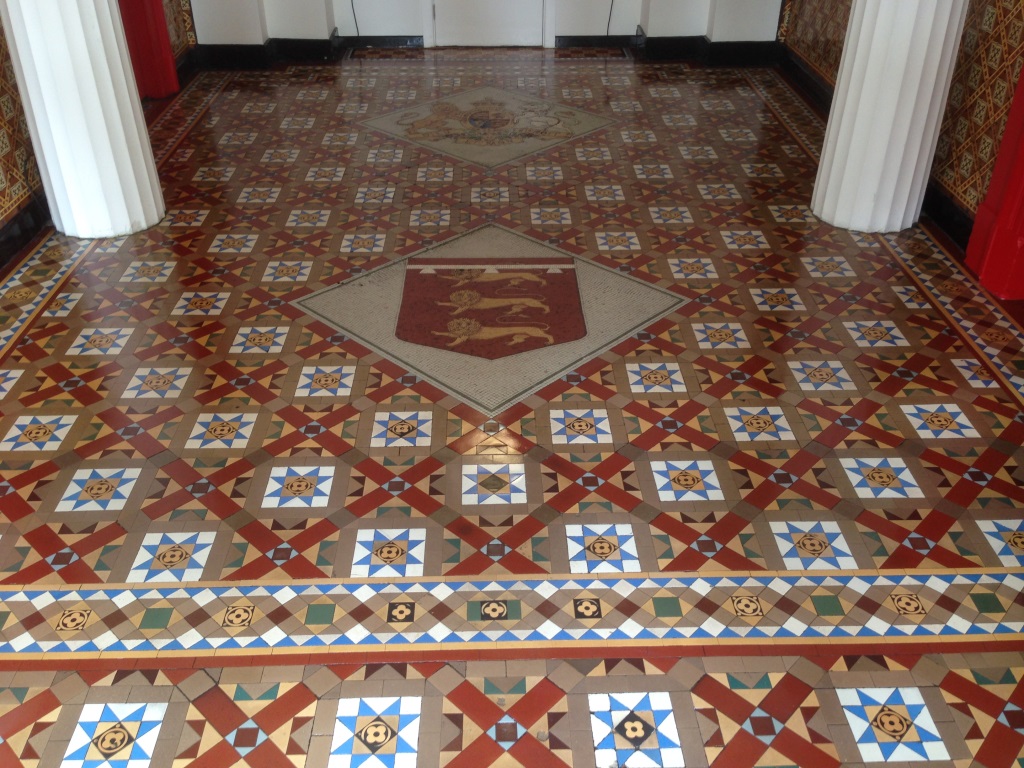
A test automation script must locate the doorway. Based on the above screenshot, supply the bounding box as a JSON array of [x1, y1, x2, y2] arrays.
[[432, 0, 545, 46]]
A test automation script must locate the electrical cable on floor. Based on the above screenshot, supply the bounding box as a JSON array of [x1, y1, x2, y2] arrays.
[[607, 0, 615, 36], [351, 0, 361, 37]]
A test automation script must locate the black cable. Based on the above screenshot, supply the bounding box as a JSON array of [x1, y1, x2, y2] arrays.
[[606, 0, 614, 36], [351, 0, 361, 36]]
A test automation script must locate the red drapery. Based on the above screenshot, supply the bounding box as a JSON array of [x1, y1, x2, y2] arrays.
[[966, 70, 1024, 300], [117, 0, 180, 99]]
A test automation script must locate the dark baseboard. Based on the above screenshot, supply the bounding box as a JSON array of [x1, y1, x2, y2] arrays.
[[779, 51, 834, 117], [556, 35, 639, 49], [337, 35, 424, 49], [705, 40, 785, 66], [193, 43, 275, 69], [193, 34, 353, 69], [0, 194, 50, 273], [642, 36, 709, 61], [922, 182, 974, 251]]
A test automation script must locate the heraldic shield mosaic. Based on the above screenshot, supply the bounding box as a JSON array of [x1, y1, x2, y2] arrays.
[[364, 85, 613, 166], [395, 256, 586, 359], [297, 227, 685, 414]]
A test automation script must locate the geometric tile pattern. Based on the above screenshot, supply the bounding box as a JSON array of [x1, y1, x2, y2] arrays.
[[351, 528, 427, 578], [62, 702, 167, 768], [330, 697, 421, 768], [588, 692, 684, 768], [770, 521, 856, 570], [127, 531, 215, 583], [837, 687, 950, 762], [566, 523, 640, 574]]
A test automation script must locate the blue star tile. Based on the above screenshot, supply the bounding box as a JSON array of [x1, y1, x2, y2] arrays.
[[0, 369, 23, 399], [186, 413, 257, 450], [844, 320, 909, 347], [978, 520, 1024, 567], [694, 323, 749, 349], [952, 359, 1000, 389], [725, 406, 794, 442], [296, 366, 356, 397], [770, 521, 856, 569], [128, 531, 215, 583], [263, 466, 336, 508], [330, 696, 421, 768], [837, 687, 949, 762], [566, 523, 640, 574], [652, 460, 724, 501], [900, 404, 980, 438], [550, 409, 613, 445], [789, 360, 857, 391], [461, 464, 528, 505], [67, 328, 132, 356], [56, 468, 140, 512], [61, 702, 167, 768], [589, 692, 684, 768], [370, 412, 432, 448], [1, 415, 77, 451], [230, 327, 289, 354], [625, 363, 687, 394], [351, 528, 426, 578], [123, 367, 190, 399], [841, 458, 924, 499]]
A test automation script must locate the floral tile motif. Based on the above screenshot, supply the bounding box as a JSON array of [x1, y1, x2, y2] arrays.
[[261, 148, 297, 162], [171, 292, 231, 316], [634, 163, 673, 179], [163, 208, 209, 226], [742, 162, 784, 177], [788, 360, 856, 391], [530, 207, 572, 226], [264, 261, 313, 282], [296, 366, 356, 397], [186, 413, 257, 450], [664, 113, 697, 126], [649, 206, 693, 225], [771, 521, 856, 569], [61, 702, 167, 768], [698, 183, 742, 200], [625, 362, 687, 394], [577, 147, 612, 161], [371, 411, 433, 448], [725, 406, 795, 441], [584, 184, 625, 201], [354, 186, 396, 205], [307, 166, 347, 181], [596, 231, 641, 251], [694, 323, 750, 349], [285, 210, 331, 227], [56, 468, 141, 512], [417, 165, 455, 182], [652, 460, 724, 501], [230, 327, 289, 354], [900, 404, 980, 438], [769, 203, 816, 223], [750, 287, 806, 311], [566, 523, 640, 574], [952, 359, 1000, 389], [67, 328, 132, 356], [837, 687, 949, 762], [469, 187, 510, 204], [844, 321, 910, 347], [329, 696, 421, 768], [668, 257, 718, 280], [588, 692, 684, 768], [121, 261, 174, 283], [724, 230, 770, 250], [840, 458, 924, 499], [193, 166, 235, 181], [892, 285, 932, 309], [263, 466, 336, 508], [42, 292, 83, 317], [123, 367, 190, 399], [623, 127, 658, 141], [409, 209, 451, 227], [462, 464, 528, 505], [127, 531, 215, 582], [351, 528, 427, 578], [0, 415, 77, 451], [340, 233, 387, 252], [679, 145, 717, 160], [550, 409, 613, 445], [210, 234, 259, 253], [366, 147, 402, 163], [977, 520, 1024, 567]]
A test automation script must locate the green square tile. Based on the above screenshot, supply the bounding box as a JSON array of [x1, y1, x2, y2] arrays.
[[305, 603, 336, 625], [970, 592, 1004, 614], [469, 600, 520, 621], [811, 594, 845, 617], [652, 597, 683, 618], [139, 607, 173, 630]]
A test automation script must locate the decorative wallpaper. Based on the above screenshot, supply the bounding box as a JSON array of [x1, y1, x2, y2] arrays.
[[0, 18, 41, 230], [164, 0, 196, 57], [932, 0, 1024, 214], [783, 0, 853, 85]]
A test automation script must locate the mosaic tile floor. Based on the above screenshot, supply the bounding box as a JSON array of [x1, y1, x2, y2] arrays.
[[1, 48, 1023, 765]]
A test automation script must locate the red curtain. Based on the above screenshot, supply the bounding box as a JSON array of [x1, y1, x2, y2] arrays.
[[117, 0, 180, 99], [966, 69, 1024, 300]]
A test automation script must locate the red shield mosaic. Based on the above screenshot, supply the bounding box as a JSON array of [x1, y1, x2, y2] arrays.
[[394, 256, 586, 359]]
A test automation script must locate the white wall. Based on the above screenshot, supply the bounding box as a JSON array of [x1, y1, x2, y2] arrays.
[[707, 0, 782, 42], [553, 0, 644, 37], [192, 0, 268, 44], [264, 0, 335, 39], [647, 0, 712, 37], [333, 0, 425, 37]]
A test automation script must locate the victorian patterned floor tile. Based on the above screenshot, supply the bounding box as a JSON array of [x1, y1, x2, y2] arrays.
[[0, 48, 1022, 768]]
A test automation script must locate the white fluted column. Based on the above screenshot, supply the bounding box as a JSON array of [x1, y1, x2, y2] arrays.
[[811, 0, 968, 232], [0, 0, 164, 238]]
